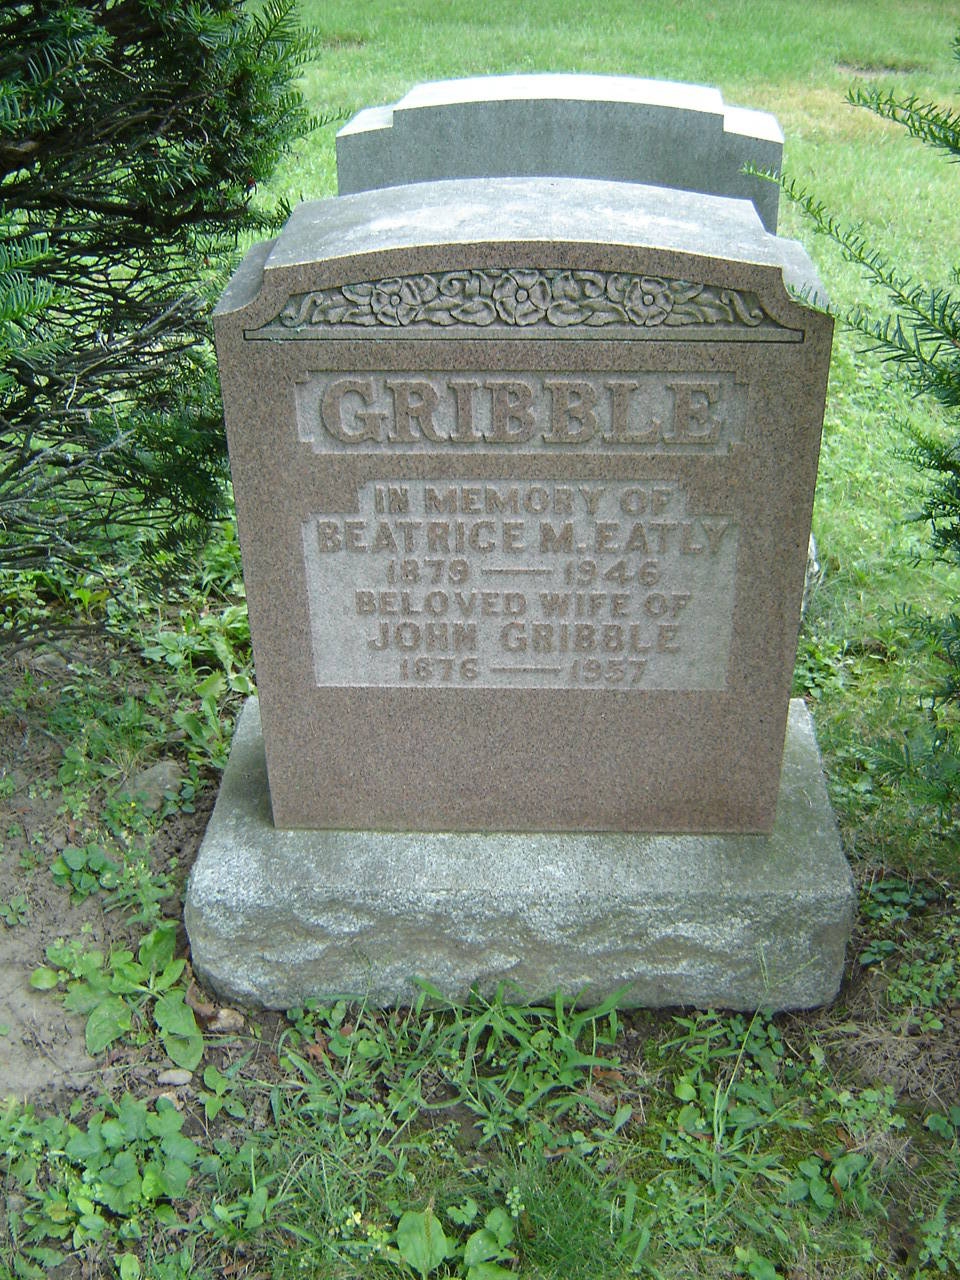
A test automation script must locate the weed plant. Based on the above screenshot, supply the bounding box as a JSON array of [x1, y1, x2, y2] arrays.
[[8, 973, 960, 1276]]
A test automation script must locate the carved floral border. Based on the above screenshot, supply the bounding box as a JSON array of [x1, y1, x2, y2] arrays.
[[253, 269, 789, 335]]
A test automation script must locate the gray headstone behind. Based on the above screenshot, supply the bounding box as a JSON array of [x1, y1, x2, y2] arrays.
[[336, 73, 783, 232]]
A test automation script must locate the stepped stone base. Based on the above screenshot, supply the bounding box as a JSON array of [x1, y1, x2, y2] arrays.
[[184, 698, 854, 1012]]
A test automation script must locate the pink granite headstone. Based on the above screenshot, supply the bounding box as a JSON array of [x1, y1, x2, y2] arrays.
[[213, 176, 831, 834]]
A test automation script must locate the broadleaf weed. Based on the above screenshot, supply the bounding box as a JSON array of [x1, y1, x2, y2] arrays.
[[29, 922, 203, 1069]]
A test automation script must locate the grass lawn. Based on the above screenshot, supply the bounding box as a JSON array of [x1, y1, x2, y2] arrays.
[[1, 3, 959, 1278]]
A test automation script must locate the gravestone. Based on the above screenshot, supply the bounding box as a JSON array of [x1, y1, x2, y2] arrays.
[[185, 79, 854, 1012], [336, 74, 783, 231]]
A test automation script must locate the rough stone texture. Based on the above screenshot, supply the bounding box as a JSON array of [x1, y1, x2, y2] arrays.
[[185, 697, 854, 1012], [129, 760, 184, 812], [213, 175, 832, 834], [336, 74, 783, 232]]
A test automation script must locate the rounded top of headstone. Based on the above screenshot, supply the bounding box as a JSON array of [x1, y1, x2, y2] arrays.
[[215, 177, 827, 325], [269, 177, 775, 272], [399, 73, 726, 113], [341, 73, 782, 143]]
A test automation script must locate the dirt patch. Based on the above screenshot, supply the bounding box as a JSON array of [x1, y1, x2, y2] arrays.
[[0, 896, 104, 1101], [0, 644, 215, 1106], [746, 81, 903, 143], [0, 783, 215, 1104], [814, 962, 960, 1108], [319, 31, 366, 49], [835, 60, 928, 78]]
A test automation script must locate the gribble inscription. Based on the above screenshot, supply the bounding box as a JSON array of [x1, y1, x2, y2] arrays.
[[301, 480, 738, 690], [296, 371, 745, 455]]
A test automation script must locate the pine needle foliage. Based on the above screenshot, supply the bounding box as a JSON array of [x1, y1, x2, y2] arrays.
[[0, 0, 322, 619], [781, 33, 960, 813]]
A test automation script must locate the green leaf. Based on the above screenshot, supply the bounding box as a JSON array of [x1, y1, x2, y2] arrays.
[[154, 992, 200, 1039], [100, 1118, 127, 1148], [103, 1149, 139, 1187], [161, 1131, 199, 1164], [735, 1246, 781, 1280], [138, 922, 177, 975], [466, 1265, 515, 1280], [108, 961, 144, 994], [97, 1168, 142, 1215], [118, 1255, 141, 1280], [154, 993, 204, 1069], [831, 1152, 868, 1188], [85, 996, 131, 1055], [483, 1208, 513, 1249], [162, 1031, 204, 1071], [447, 1196, 479, 1227], [782, 1177, 810, 1204], [154, 958, 186, 991], [610, 1103, 633, 1132], [203, 1096, 224, 1121], [63, 982, 105, 1015], [141, 1165, 166, 1200], [674, 1076, 697, 1101], [145, 1156, 192, 1199], [65, 1127, 105, 1162], [146, 1100, 185, 1138], [76, 950, 107, 981], [30, 966, 60, 989], [396, 1208, 452, 1278], [808, 1176, 835, 1211], [926, 1112, 957, 1139], [203, 1063, 228, 1092], [244, 1183, 269, 1230], [116, 1095, 149, 1141], [176, 712, 205, 742], [677, 1102, 706, 1132], [464, 1228, 501, 1267], [75, 1209, 109, 1241]]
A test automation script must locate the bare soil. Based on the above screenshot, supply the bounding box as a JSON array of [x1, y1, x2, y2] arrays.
[[0, 642, 215, 1104]]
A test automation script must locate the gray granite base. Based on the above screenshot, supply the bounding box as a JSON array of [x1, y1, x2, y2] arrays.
[[184, 698, 854, 1012]]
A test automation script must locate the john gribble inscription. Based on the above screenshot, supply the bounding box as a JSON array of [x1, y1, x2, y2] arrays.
[[212, 175, 832, 836]]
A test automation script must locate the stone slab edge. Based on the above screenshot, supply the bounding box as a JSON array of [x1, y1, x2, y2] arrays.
[[185, 699, 854, 1012]]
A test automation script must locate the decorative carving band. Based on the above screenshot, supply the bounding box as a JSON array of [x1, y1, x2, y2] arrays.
[[252, 269, 792, 337]]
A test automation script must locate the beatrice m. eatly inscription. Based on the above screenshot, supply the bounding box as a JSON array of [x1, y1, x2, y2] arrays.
[[302, 480, 737, 690]]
